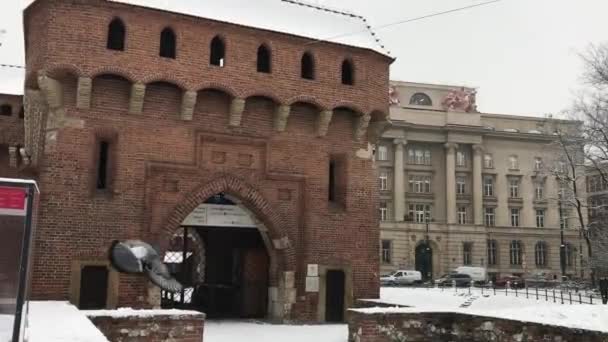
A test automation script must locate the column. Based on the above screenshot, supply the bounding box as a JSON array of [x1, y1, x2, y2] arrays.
[[473, 144, 484, 225], [393, 139, 407, 221], [444, 142, 458, 224]]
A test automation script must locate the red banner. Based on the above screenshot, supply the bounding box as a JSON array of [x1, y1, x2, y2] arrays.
[[0, 186, 27, 216]]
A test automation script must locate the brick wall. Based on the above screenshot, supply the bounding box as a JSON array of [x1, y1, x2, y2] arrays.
[[23, 0, 391, 321], [88, 311, 205, 342], [347, 310, 608, 342]]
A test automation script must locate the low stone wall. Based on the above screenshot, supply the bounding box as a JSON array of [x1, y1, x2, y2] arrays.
[[86, 308, 205, 342], [347, 309, 608, 342]]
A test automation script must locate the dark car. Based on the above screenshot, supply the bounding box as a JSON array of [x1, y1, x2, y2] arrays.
[[494, 275, 525, 288], [437, 273, 472, 287]]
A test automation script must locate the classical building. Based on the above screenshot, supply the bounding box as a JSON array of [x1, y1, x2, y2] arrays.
[[0, 0, 393, 322], [378, 81, 586, 281]]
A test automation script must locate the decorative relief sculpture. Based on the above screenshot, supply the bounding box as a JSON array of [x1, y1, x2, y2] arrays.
[[389, 86, 400, 105], [441, 87, 477, 113]]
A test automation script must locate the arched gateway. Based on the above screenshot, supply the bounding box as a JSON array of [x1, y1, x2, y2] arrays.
[[157, 175, 296, 321]]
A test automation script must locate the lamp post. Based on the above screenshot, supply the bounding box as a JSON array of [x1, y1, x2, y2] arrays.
[[559, 194, 566, 281], [425, 215, 432, 283]]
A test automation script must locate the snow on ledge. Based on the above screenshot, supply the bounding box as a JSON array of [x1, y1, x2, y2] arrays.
[[84, 307, 204, 318], [27, 301, 109, 342]]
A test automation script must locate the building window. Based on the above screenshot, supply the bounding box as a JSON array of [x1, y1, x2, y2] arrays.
[[565, 243, 574, 267], [487, 239, 498, 266], [510, 208, 520, 227], [341, 59, 354, 85], [379, 202, 390, 222], [328, 160, 336, 202], [210, 36, 226, 67], [483, 154, 493, 168], [257, 44, 272, 73], [381, 240, 392, 264], [106, 18, 126, 51], [535, 241, 547, 267], [484, 207, 495, 227], [408, 175, 431, 193], [463, 242, 473, 265], [379, 171, 389, 191], [587, 175, 608, 193], [556, 161, 567, 174], [509, 178, 519, 198], [535, 182, 544, 200], [407, 147, 431, 165], [535, 209, 545, 228], [79, 265, 109, 309], [0, 104, 12, 116], [534, 157, 543, 171], [560, 209, 569, 229], [377, 145, 389, 161], [301, 52, 315, 80], [409, 93, 432, 106], [456, 150, 466, 167], [96, 141, 110, 190], [408, 204, 431, 223], [510, 240, 523, 265], [483, 176, 494, 197], [456, 176, 466, 195], [508, 155, 519, 169], [457, 206, 468, 225], [159, 27, 176, 59]]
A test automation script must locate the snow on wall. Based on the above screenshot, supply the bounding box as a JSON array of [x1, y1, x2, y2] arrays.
[[84, 307, 203, 318], [26, 301, 109, 342], [109, 0, 390, 56]]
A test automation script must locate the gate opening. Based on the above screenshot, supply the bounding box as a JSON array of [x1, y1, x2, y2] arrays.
[[325, 270, 345, 322], [415, 243, 433, 281], [161, 193, 269, 319]]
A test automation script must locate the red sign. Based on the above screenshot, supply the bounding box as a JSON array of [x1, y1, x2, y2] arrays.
[[0, 186, 27, 216]]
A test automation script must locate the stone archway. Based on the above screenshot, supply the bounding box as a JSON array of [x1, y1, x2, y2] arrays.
[[159, 174, 296, 321], [415, 240, 441, 281]]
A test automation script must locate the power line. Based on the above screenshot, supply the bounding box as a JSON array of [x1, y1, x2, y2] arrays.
[[305, 0, 504, 49]]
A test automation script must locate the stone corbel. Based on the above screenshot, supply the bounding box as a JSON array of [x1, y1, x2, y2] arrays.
[[274, 105, 291, 132], [8, 147, 17, 168], [129, 82, 146, 114], [37, 73, 63, 110], [229, 98, 246, 127], [180, 90, 197, 121], [76, 77, 92, 110], [316, 110, 333, 137], [353, 113, 371, 142]]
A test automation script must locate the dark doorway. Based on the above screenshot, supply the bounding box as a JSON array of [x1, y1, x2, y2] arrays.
[[79, 266, 108, 309], [415, 243, 433, 281], [325, 270, 345, 322]]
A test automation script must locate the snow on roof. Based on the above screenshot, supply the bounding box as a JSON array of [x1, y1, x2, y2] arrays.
[[0, 65, 25, 96], [109, 0, 391, 56]]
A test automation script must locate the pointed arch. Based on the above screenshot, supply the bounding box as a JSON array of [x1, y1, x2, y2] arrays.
[[209, 35, 225, 67], [301, 52, 315, 80], [159, 27, 176, 59], [341, 59, 354, 85], [257, 44, 271, 73], [107, 17, 126, 51]]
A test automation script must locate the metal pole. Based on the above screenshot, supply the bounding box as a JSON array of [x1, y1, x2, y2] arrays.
[[559, 197, 566, 281], [181, 227, 188, 305]]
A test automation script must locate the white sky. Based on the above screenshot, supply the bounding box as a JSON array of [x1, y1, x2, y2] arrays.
[[1, 0, 607, 116]]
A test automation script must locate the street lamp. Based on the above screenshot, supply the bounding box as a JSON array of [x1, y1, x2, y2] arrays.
[[424, 214, 433, 282], [558, 193, 566, 281]]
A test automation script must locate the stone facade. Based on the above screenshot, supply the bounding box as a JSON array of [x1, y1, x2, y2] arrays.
[[88, 310, 205, 342], [13, 0, 391, 323], [347, 310, 608, 342], [378, 81, 587, 280]]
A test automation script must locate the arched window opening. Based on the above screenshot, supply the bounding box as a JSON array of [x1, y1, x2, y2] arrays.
[[159, 27, 176, 59], [409, 93, 432, 106], [210, 36, 225, 67], [341, 59, 354, 85], [106, 18, 126, 51], [257, 45, 271, 73], [301, 52, 315, 80], [0, 104, 12, 116], [535, 241, 547, 267]]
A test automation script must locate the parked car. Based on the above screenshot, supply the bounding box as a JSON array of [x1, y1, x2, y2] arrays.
[[436, 273, 472, 287], [453, 266, 487, 285], [524, 272, 557, 288], [494, 275, 525, 288], [380, 270, 422, 286]]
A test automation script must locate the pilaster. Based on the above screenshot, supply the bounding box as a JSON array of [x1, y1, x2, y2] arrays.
[[445, 142, 458, 224], [393, 139, 407, 221]]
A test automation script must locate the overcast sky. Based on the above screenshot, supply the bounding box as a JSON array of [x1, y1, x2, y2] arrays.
[[1, 0, 607, 116]]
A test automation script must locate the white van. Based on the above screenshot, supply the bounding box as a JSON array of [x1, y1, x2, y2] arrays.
[[380, 270, 422, 286], [453, 266, 487, 283]]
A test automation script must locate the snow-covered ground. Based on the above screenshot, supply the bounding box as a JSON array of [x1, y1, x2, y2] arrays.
[[0, 314, 13, 342], [204, 321, 347, 342], [355, 287, 608, 333]]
